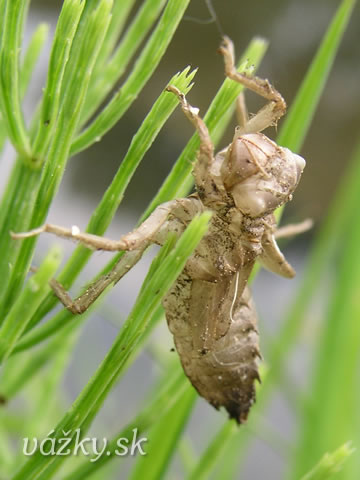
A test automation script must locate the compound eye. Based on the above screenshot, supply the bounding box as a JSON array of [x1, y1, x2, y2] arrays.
[[231, 182, 282, 217], [282, 148, 306, 186], [294, 153, 306, 179], [222, 138, 258, 189]]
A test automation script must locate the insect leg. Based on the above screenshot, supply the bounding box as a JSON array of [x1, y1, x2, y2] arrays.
[[218, 36, 286, 134], [259, 229, 295, 278], [274, 218, 313, 239], [165, 85, 224, 200], [49, 250, 143, 314], [235, 92, 249, 129], [259, 219, 312, 278], [12, 198, 201, 313], [165, 85, 213, 154], [11, 200, 185, 252]]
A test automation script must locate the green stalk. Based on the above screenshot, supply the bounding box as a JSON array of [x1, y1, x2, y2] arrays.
[[0, 1, 113, 317], [290, 158, 360, 477], [300, 443, 355, 480], [89, 0, 135, 76], [130, 386, 196, 480], [0, 0, 31, 158], [62, 367, 188, 480], [71, 0, 191, 155], [80, 0, 167, 125], [31, 0, 85, 164], [187, 422, 238, 480], [0, 246, 61, 364], [0, 22, 48, 154], [20, 23, 49, 98], [0, 324, 74, 400], [0, 161, 43, 321], [277, 0, 357, 151]]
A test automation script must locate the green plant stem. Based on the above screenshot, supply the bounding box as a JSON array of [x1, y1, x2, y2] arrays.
[[89, 0, 135, 76], [0, 246, 61, 364], [300, 443, 355, 480], [0, 1, 113, 319], [130, 386, 196, 480], [71, 0, 191, 155], [0, 0, 31, 158], [277, 0, 357, 152], [20, 23, 49, 98], [290, 153, 360, 477], [187, 421, 238, 480], [0, 21, 48, 153], [31, 0, 86, 164], [62, 366, 188, 480], [80, 0, 167, 125], [0, 161, 42, 313]]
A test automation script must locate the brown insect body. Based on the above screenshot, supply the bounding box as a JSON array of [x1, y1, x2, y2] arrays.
[[164, 257, 260, 424], [12, 38, 308, 424], [160, 131, 305, 422]]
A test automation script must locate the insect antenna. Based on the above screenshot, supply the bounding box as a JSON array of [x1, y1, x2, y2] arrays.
[[183, 0, 224, 37]]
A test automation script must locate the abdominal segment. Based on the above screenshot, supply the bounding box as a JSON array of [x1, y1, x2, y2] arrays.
[[163, 272, 261, 424]]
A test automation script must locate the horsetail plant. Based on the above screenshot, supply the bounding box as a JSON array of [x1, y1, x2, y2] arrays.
[[0, 0, 358, 479]]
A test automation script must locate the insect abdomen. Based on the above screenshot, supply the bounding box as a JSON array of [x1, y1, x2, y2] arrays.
[[163, 274, 260, 424]]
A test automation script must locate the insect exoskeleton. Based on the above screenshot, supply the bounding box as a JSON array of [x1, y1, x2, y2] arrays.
[[164, 275, 261, 423], [220, 133, 305, 217], [11, 37, 309, 424]]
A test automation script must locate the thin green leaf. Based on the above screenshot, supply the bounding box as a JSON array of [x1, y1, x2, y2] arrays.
[[62, 366, 188, 480], [0, 246, 61, 364], [187, 421, 237, 480], [1, 1, 113, 318], [178, 437, 197, 474], [277, 0, 357, 151], [20, 23, 49, 98], [265, 0, 358, 394], [0, 0, 31, 158], [300, 443, 355, 480], [25, 324, 82, 446], [0, 161, 42, 320], [0, 424, 14, 478], [31, 0, 85, 164], [0, 113, 6, 156], [290, 160, 360, 477], [0, 320, 78, 400], [0, 22, 48, 155], [89, 0, 135, 75], [130, 386, 196, 480], [80, 0, 167, 125], [71, 0, 191, 155]]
